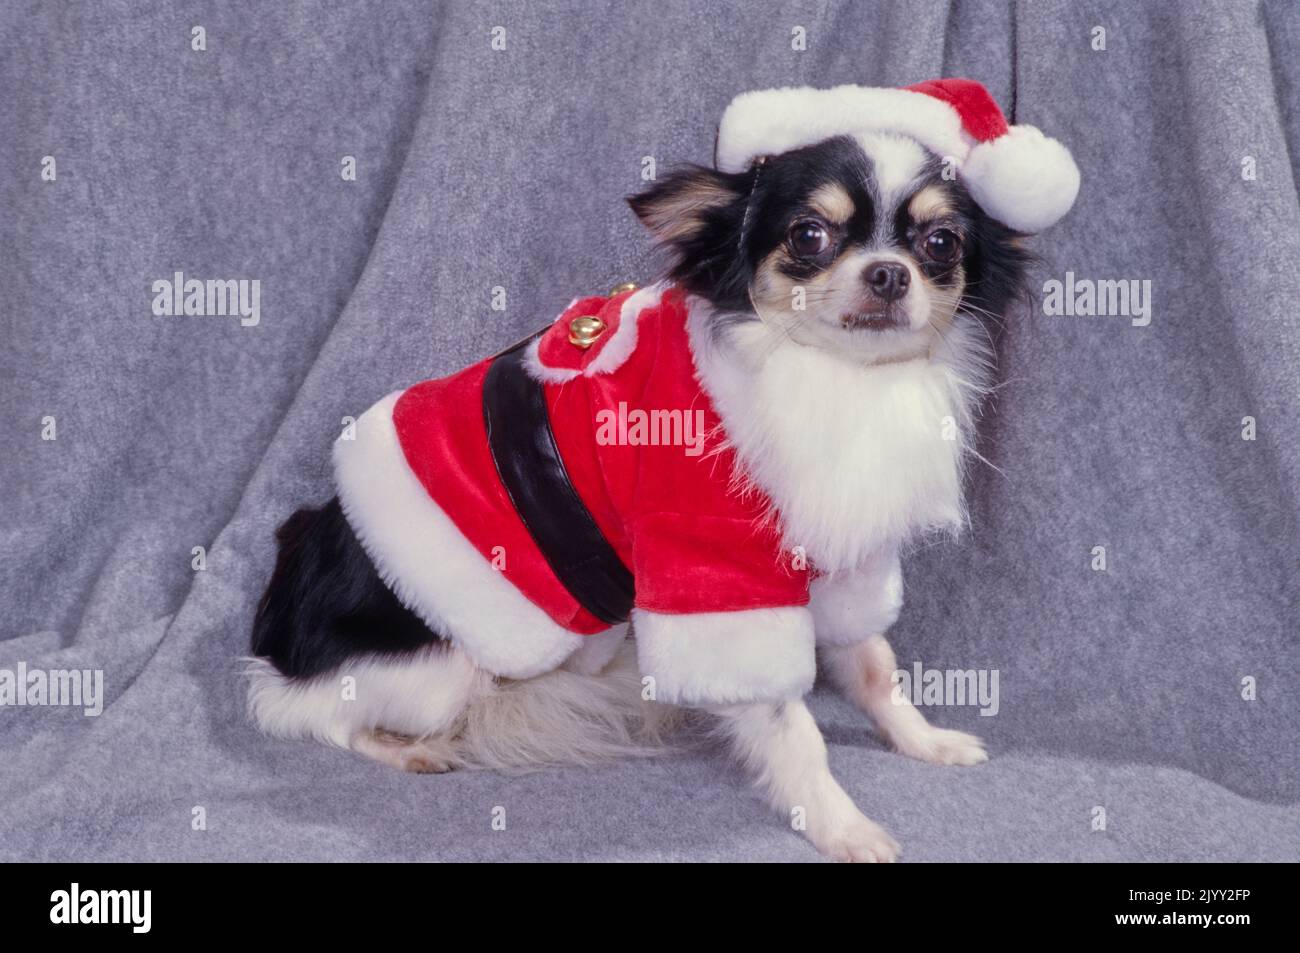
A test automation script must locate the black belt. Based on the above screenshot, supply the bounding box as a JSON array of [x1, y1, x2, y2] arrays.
[[482, 336, 635, 625]]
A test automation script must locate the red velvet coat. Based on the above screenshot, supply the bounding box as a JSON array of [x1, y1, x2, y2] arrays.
[[389, 284, 809, 635]]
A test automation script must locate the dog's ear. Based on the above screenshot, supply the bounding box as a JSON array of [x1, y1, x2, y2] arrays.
[[627, 165, 754, 308], [627, 165, 750, 248]]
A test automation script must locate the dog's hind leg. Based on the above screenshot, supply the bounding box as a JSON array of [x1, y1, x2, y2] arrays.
[[349, 728, 459, 774], [245, 644, 484, 772], [247, 496, 490, 771]]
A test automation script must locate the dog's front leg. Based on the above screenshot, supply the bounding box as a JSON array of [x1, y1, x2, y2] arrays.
[[711, 699, 900, 862], [811, 555, 987, 766], [824, 636, 987, 766], [633, 603, 897, 861]]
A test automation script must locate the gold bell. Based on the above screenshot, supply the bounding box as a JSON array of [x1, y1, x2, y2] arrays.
[[608, 281, 639, 297], [568, 314, 606, 348]]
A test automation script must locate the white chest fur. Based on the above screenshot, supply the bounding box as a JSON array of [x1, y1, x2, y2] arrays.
[[688, 304, 984, 572]]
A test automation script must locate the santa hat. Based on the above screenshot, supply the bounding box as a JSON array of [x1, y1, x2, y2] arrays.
[[715, 78, 1079, 234]]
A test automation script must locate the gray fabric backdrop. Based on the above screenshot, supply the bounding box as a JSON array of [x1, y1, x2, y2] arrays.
[[2, 0, 1297, 861]]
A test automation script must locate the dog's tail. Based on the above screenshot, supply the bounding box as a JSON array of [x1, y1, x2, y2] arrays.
[[450, 640, 684, 773], [245, 635, 684, 772]]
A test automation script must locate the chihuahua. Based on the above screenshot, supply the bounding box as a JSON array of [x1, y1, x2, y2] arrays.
[[247, 81, 1076, 862]]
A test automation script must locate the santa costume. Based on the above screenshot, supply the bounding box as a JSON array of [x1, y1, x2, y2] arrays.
[[334, 78, 1078, 706]]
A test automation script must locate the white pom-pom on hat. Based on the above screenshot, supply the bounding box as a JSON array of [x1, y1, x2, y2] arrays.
[[715, 78, 1079, 233], [961, 124, 1080, 233]]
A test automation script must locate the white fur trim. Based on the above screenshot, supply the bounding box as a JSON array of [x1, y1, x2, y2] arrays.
[[717, 86, 971, 174], [584, 282, 667, 376], [522, 335, 580, 383], [521, 297, 582, 384], [563, 623, 630, 676], [961, 125, 1080, 233], [333, 392, 584, 678], [633, 606, 816, 705], [717, 86, 1078, 232], [809, 551, 904, 647], [520, 283, 668, 383]]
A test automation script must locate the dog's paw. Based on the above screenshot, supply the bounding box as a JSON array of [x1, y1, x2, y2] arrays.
[[812, 815, 901, 863], [401, 750, 455, 774], [352, 729, 457, 774], [893, 726, 988, 766]]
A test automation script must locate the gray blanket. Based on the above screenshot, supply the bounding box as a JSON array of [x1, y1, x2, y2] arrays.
[[2, 0, 1296, 862]]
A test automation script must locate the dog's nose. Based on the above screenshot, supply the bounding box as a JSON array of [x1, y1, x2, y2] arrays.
[[863, 261, 910, 301]]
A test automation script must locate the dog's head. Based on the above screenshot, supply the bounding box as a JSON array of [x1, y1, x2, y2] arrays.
[[629, 132, 1033, 364]]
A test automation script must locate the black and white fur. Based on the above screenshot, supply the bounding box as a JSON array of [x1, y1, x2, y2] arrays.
[[247, 131, 1031, 860]]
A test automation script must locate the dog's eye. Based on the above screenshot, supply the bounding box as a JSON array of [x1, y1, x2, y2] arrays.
[[788, 220, 830, 258], [923, 228, 961, 263]]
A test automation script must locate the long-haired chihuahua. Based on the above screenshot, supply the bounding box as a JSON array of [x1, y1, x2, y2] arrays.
[[246, 80, 1077, 861]]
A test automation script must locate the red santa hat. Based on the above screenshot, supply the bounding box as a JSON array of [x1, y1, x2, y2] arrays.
[[715, 78, 1079, 234]]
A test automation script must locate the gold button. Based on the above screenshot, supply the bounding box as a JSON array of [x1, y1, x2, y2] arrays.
[[608, 281, 638, 297], [568, 315, 606, 348]]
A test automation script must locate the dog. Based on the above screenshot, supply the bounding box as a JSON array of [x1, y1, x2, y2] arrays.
[[246, 80, 1077, 861]]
